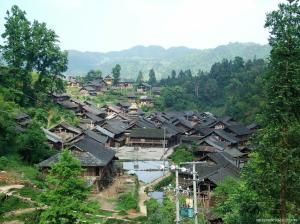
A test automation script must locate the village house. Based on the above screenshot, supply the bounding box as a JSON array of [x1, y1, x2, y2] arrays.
[[15, 112, 31, 128], [127, 93, 137, 103], [67, 76, 81, 87], [43, 122, 82, 149], [118, 79, 134, 88], [139, 95, 153, 106], [151, 87, 161, 96], [104, 75, 113, 86], [80, 86, 97, 96], [137, 82, 151, 93], [50, 92, 70, 102], [127, 128, 168, 147], [38, 136, 117, 191]]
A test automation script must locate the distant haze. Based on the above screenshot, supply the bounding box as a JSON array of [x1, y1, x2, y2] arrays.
[[67, 42, 271, 79], [0, 0, 281, 52]]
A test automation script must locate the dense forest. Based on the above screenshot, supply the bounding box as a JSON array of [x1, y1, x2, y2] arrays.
[[155, 57, 266, 123]]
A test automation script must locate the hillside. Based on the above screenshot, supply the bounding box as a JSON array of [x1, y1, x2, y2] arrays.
[[67, 42, 271, 79]]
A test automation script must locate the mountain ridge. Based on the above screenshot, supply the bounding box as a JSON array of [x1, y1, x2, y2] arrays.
[[67, 42, 271, 79]]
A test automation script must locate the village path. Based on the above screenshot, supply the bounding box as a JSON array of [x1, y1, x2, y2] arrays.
[[138, 171, 172, 216], [0, 184, 24, 195]]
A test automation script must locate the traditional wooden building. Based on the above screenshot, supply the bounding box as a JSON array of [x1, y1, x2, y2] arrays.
[[104, 75, 113, 86], [127, 128, 168, 147], [38, 136, 117, 191]]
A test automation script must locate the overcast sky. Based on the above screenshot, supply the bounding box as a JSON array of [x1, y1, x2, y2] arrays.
[[0, 0, 281, 52]]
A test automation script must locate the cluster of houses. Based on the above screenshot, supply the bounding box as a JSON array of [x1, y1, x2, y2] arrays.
[[14, 84, 257, 195], [67, 76, 161, 107]]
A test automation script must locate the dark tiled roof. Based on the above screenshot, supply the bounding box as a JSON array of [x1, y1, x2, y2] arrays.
[[210, 129, 239, 144], [84, 112, 103, 123], [225, 125, 252, 136], [73, 136, 115, 166], [83, 105, 104, 116], [57, 100, 78, 109], [50, 122, 82, 135], [127, 93, 137, 98], [82, 86, 96, 91], [130, 128, 165, 139], [198, 136, 227, 151], [15, 112, 30, 121], [85, 130, 109, 144]]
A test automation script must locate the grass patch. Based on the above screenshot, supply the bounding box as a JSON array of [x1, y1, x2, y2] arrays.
[[0, 194, 31, 215], [0, 155, 44, 187], [16, 186, 42, 203], [116, 177, 139, 211]]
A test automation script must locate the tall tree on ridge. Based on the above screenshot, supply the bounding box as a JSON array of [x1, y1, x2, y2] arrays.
[[136, 70, 144, 85], [148, 68, 157, 86], [112, 64, 121, 85]]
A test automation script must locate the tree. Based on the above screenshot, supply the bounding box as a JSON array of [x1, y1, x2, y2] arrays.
[[171, 70, 176, 79], [148, 69, 157, 86], [16, 122, 53, 164], [112, 64, 121, 85], [40, 150, 98, 224], [136, 70, 144, 85], [1, 5, 68, 104], [247, 1, 300, 222], [84, 69, 102, 82], [215, 1, 300, 223]]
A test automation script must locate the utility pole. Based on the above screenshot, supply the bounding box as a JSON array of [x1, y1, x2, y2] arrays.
[[193, 162, 198, 224], [175, 168, 180, 224]]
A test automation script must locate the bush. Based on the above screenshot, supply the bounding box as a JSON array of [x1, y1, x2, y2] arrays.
[[117, 192, 138, 211], [153, 174, 175, 191], [169, 145, 193, 164]]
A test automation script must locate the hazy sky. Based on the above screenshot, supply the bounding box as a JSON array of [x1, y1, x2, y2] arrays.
[[0, 0, 281, 52]]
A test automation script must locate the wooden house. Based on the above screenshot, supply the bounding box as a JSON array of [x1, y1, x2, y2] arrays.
[[137, 83, 151, 93], [118, 79, 134, 88], [15, 112, 31, 127], [67, 77, 80, 87], [104, 75, 113, 86], [127, 93, 137, 103], [51, 92, 70, 102], [127, 128, 168, 147], [80, 86, 97, 96], [38, 136, 116, 191], [139, 95, 153, 106]]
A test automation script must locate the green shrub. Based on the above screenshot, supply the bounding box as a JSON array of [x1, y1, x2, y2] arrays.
[[117, 192, 138, 211], [153, 174, 175, 191], [0, 194, 31, 215], [169, 145, 193, 164]]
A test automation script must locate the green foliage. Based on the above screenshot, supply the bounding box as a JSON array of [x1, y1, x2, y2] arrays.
[[145, 197, 175, 224], [169, 145, 193, 164], [148, 69, 157, 86], [158, 58, 266, 122], [116, 177, 139, 211], [84, 69, 102, 82], [112, 64, 121, 85], [214, 178, 270, 224], [214, 1, 300, 222], [0, 194, 31, 215], [1, 5, 67, 105], [40, 150, 98, 224], [16, 122, 54, 164], [153, 174, 175, 191], [136, 70, 144, 85]]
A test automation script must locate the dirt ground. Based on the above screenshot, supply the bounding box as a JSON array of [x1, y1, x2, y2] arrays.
[[91, 174, 136, 211]]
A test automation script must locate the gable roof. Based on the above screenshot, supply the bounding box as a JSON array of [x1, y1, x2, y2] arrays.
[[225, 125, 252, 136], [72, 136, 115, 166], [85, 130, 109, 144], [57, 100, 78, 109]]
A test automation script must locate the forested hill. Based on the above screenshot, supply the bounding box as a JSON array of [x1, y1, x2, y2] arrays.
[[67, 42, 270, 79]]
